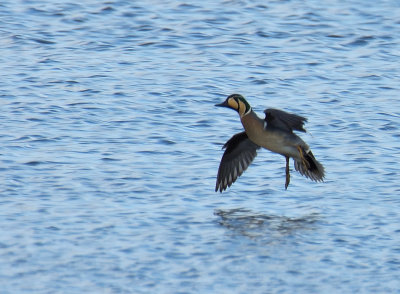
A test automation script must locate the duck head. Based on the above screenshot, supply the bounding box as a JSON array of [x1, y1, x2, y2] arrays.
[[215, 94, 251, 117]]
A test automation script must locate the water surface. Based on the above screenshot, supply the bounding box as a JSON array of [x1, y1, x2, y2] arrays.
[[1, 0, 400, 293]]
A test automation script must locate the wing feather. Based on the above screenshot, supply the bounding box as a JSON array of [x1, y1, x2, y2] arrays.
[[264, 108, 307, 133], [215, 132, 260, 192]]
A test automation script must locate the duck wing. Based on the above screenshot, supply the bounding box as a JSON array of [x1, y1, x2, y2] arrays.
[[215, 132, 260, 192], [264, 108, 307, 133]]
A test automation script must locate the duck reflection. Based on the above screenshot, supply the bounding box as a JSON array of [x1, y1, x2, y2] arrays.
[[214, 208, 319, 240]]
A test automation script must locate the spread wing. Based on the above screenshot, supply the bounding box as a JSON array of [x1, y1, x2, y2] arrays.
[[215, 132, 260, 192], [264, 108, 307, 133]]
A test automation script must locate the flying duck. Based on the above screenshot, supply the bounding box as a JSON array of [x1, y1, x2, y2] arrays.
[[215, 94, 325, 192]]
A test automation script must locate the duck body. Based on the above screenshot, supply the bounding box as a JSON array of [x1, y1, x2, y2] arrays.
[[241, 110, 305, 159], [215, 94, 325, 192]]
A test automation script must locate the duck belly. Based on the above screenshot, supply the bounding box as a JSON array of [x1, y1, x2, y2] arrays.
[[250, 131, 303, 159]]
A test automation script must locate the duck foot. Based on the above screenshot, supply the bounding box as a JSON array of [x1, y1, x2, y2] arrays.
[[297, 145, 310, 169]]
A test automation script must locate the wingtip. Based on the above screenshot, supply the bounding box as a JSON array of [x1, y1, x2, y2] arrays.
[[215, 186, 223, 193], [215, 181, 223, 193]]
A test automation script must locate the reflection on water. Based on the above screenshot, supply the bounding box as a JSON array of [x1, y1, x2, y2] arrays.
[[215, 208, 319, 241]]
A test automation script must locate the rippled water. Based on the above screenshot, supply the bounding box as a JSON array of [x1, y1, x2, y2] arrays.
[[1, 0, 400, 293]]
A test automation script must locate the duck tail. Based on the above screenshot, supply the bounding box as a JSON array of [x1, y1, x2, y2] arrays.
[[294, 147, 325, 182]]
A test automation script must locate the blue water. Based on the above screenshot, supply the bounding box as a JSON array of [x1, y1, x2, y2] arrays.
[[1, 0, 400, 293]]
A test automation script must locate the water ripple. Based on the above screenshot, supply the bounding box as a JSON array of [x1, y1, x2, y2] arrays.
[[1, 0, 400, 293]]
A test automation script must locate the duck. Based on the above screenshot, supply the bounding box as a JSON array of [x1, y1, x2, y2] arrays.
[[215, 94, 324, 192]]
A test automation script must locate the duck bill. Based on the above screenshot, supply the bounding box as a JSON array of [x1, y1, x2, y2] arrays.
[[215, 101, 229, 108]]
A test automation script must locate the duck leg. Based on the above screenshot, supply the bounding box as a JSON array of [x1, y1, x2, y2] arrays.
[[285, 156, 290, 190]]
